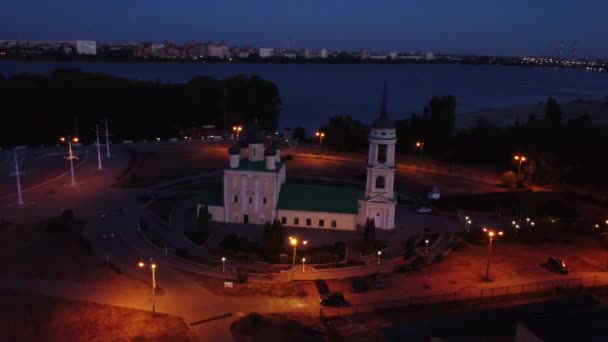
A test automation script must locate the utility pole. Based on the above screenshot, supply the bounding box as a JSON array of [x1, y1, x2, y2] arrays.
[[104, 117, 111, 158], [12, 148, 24, 206], [223, 84, 227, 130], [96, 124, 103, 170]]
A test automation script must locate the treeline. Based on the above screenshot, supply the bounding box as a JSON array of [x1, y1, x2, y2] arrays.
[[0, 69, 281, 146], [320, 95, 608, 190]]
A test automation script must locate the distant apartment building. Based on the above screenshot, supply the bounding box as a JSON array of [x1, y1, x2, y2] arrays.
[[389, 50, 398, 59], [75, 41, 96, 55], [258, 48, 273, 58], [425, 52, 434, 60], [360, 48, 370, 59], [205, 42, 230, 59], [320, 48, 328, 58]]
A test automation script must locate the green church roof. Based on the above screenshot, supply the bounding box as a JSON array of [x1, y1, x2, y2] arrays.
[[225, 159, 284, 173], [277, 183, 363, 214]]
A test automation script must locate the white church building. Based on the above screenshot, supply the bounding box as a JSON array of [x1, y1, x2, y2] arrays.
[[199, 83, 397, 230]]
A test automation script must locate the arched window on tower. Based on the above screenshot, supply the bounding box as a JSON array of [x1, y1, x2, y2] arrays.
[[375, 176, 385, 189], [377, 144, 387, 163]]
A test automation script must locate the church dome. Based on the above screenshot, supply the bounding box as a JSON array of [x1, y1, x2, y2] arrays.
[[228, 144, 240, 155]]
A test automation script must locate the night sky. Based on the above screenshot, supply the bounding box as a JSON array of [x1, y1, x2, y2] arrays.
[[3, 0, 608, 58]]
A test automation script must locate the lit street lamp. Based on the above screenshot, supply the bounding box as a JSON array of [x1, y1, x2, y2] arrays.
[[515, 224, 520, 240], [425, 239, 429, 256], [465, 219, 472, 233], [60, 136, 79, 186], [377, 250, 382, 265], [416, 141, 425, 162], [513, 154, 527, 178], [289, 236, 307, 280], [232, 126, 242, 140], [315, 131, 325, 151], [302, 257, 306, 272], [222, 257, 226, 273], [138, 261, 157, 314], [483, 227, 504, 280]]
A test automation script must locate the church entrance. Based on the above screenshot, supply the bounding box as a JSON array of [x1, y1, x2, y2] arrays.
[[374, 212, 383, 229], [244, 215, 249, 224]]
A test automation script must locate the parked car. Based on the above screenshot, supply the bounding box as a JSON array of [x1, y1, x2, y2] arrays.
[[320, 292, 348, 307], [416, 206, 432, 213], [351, 278, 369, 293], [315, 279, 329, 295], [375, 275, 385, 289], [547, 257, 569, 274]]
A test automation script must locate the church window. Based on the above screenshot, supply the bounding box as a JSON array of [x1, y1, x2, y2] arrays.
[[234, 195, 238, 203], [306, 218, 312, 226], [263, 197, 267, 205], [294, 217, 300, 225], [249, 197, 252, 204], [378, 144, 387, 163], [331, 220, 337, 228], [376, 176, 385, 189], [319, 219, 325, 227], [281, 217, 287, 224]]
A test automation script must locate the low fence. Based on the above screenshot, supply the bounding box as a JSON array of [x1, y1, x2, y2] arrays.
[[320, 277, 600, 319]]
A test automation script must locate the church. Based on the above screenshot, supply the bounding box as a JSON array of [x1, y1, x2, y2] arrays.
[[198, 83, 397, 231]]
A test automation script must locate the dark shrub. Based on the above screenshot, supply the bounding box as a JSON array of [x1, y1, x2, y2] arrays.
[[237, 272, 249, 283], [433, 255, 444, 263], [247, 312, 262, 325], [411, 257, 424, 271]]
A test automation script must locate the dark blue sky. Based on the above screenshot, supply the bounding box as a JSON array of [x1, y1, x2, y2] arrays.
[[3, 0, 608, 58]]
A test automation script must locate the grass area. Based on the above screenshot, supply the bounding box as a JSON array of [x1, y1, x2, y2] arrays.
[[184, 231, 209, 246], [231, 312, 325, 342], [139, 221, 171, 249], [435, 191, 607, 219], [0, 219, 149, 292], [0, 291, 190, 341], [147, 194, 194, 224], [183, 271, 314, 298]]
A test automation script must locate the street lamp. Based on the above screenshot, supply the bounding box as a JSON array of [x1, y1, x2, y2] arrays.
[[302, 257, 306, 272], [515, 224, 520, 240], [138, 261, 157, 314], [425, 239, 429, 256], [513, 155, 527, 178], [289, 236, 307, 280], [483, 228, 504, 280], [60, 136, 79, 186], [95, 124, 103, 170], [221, 257, 226, 273], [415, 141, 425, 162], [315, 132, 325, 151], [11, 147, 24, 206], [465, 219, 472, 233], [377, 250, 382, 265], [232, 126, 242, 140]]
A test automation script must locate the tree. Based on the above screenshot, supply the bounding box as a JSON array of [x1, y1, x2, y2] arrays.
[[197, 205, 209, 237], [544, 97, 562, 128], [263, 221, 273, 260], [293, 126, 306, 141], [362, 218, 376, 255], [500, 171, 518, 188], [263, 219, 285, 261]]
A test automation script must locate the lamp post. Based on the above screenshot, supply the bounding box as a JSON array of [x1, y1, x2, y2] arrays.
[[12, 148, 24, 206], [515, 224, 520, 240], [221, 257, 226, 273], [232, 126, 242, 140], [302, 257, 306, 272], [465, 219, 472, 233], [138, 261, 157, 314], [415, 141, 425, 162], [513, 155, 527, 178], [60, 136, 79, 186], [289, 236, 307, 280], [377, 250, 382, 265], [315, 132, 325, 152], [104, 117, 111, 158], [96, 124, 103, 170], [425, 239, 429, 256], [483, 228, 503, 281]]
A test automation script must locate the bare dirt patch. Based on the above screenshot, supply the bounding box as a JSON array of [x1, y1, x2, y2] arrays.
[[0, 291, 190, 341], [183, 271, 315, 298]]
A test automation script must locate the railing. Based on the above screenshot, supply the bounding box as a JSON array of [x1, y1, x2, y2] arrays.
[[320, 277, 600, 319]]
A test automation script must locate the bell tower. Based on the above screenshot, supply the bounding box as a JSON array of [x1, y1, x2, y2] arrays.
[[360, 81, 397, 230]]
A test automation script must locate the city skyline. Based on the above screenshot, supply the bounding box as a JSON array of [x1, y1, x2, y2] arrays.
[[2, 1, 608, 58]]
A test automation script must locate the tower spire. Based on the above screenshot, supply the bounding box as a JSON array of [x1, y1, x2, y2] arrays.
[[379, 80, 388, 119], [372, 81, 394, 129]]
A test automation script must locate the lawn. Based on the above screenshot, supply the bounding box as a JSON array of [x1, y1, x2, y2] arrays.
[[0, 220, 149, 292], [231, 312, 325, 342], [0, 291, 191, 341]]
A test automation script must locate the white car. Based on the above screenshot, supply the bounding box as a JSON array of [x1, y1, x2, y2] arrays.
[[416, 206, 432, 213]]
